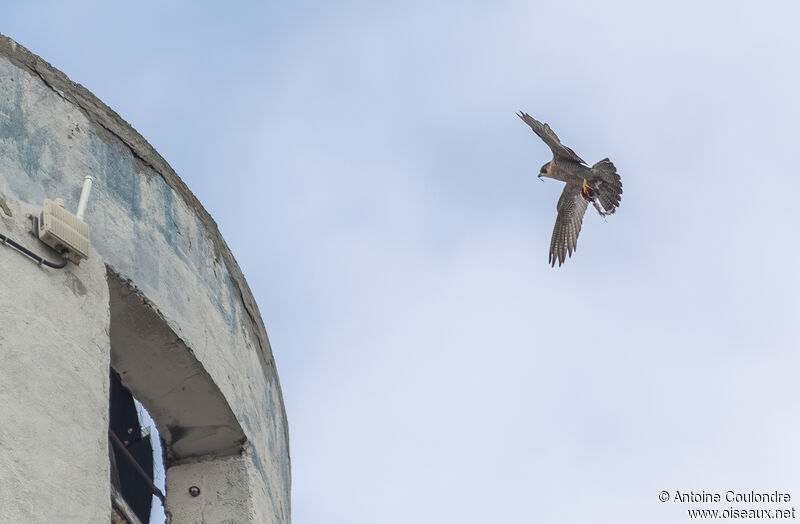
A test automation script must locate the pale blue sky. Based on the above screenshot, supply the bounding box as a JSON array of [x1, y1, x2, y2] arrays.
[[5, 2, 800, 522]]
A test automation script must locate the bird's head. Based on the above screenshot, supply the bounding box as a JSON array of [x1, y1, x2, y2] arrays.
[[538, 162, 551, 180]]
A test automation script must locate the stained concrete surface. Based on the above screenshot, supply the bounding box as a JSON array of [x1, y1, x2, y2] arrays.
[[0, 33, 290, 523]]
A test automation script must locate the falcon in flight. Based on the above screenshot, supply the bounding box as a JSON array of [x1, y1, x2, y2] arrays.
[[518, 112, 622, 267]]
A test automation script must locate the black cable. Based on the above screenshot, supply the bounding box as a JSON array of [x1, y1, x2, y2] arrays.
[[0, 231, 68, 268]]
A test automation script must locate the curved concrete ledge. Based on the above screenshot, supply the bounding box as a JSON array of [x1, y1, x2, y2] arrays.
[[108, 270, 247, 461], [0, 33, 289, 523]]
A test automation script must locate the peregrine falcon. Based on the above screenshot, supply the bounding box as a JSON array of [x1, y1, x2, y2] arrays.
[[518, 112, 622, 267]]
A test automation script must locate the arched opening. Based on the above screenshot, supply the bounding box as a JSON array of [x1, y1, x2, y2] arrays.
[[107, 268, 249, 522]]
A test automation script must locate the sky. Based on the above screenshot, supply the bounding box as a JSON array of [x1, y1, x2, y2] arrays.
[[5, 1, 800, 522]]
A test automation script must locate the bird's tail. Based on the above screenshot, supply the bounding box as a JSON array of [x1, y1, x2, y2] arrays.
[[591, 158, 623, 214]]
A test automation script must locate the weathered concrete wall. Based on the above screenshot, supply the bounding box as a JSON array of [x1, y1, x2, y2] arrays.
[[0, 185, 111, 523], [167, 454, 256, 523], [0, 34, 289, 522]]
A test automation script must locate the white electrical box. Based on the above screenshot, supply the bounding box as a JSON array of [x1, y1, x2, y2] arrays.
[[38, 198, 90, 264]]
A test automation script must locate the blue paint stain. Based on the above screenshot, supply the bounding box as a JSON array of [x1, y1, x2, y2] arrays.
[[238, 376, 291, 515], [241, 409, 290, 519], [0, 64, 65, 203], [89, 134, 141, 219]]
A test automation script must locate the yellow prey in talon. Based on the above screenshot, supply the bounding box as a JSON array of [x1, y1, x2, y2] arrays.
[[580, 178, 614, 216], [580, 178, 596, 202]]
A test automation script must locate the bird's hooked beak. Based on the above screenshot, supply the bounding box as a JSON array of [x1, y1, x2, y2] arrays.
[[538, 162, 549, 181]]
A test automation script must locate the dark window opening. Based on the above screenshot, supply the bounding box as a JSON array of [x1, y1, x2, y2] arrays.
[[109, 368, 163, 524]]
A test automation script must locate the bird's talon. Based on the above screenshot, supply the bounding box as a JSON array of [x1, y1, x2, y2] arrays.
[[580, 179, 597, 202]]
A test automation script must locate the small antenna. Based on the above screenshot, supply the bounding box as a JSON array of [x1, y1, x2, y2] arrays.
[[76, 175, 94, 221]]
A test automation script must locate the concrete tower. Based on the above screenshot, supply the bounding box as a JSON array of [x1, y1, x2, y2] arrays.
[[0, 35, 290, 523]]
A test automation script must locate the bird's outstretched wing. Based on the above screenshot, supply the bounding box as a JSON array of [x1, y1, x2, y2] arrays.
[[550, 183, 589, 267], [518, 111, 586, 165]]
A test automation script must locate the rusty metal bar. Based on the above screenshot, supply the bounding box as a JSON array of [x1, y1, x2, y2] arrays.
[[108, 428, 165, 503]]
